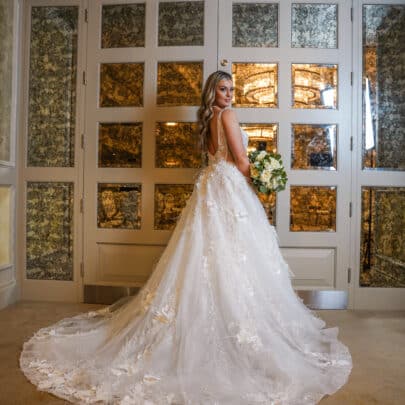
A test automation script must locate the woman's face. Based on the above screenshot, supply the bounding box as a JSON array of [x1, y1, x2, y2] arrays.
[[214, 79, 234, 108]]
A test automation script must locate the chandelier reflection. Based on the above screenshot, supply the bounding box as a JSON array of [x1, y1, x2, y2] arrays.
[[293, 68, 320, 105], [232, 63, 278, 107], [292, 64, 337, 109], [243, 70, 277, 105], [242, 124, 277, 154]]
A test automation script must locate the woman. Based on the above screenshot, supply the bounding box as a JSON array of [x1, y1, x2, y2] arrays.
[[20, 70, 352, 404]]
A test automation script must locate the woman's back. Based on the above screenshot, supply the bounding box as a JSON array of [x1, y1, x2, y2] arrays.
[[207, 107, 248, 166]]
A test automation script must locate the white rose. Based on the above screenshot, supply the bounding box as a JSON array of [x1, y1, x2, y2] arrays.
[[260, 170, 271, 183], [257, 151, 267, 161], [269, 158, 281, 170]]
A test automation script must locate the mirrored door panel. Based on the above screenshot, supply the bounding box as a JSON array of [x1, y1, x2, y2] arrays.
[[353, 0, 405, 309], [83, 0, 217, 286], [20, 0, 85, 301], [219, 0, 352, 293]]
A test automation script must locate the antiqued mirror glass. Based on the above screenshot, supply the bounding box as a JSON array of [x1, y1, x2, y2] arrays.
[[362, 5, 405, 170], [292, 64, 337, 109], [241, 123, 278, 225], [157, 62, 203, 106], [291, 124, 337, 170], [97, 183, 141, 229], [232, 63, 278, 107], [100, 63, 144, 107], [291, 3, 338, 48], [290, 186, 336, 232], [154, 184, 194, 230], [241, 123, 278, 154], [232, 3, 278, 47], [158, 1, 204, 46], [101, 3, 145, 48], [26, 182, 74, 280], [360, 187, 405, 288], [0, 186, 11, 266], [0, 0, 14, 162], [98, 123, 142, 168], [257, 192, 277, 227], [155, 122, 201, 168], [28, 6, 78, 167]]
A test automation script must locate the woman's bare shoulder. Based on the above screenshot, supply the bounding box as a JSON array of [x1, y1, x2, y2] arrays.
[[221, 108, 239, 125]]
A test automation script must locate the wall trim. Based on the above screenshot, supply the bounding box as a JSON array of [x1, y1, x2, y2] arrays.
[[0, 278, 17, 310]]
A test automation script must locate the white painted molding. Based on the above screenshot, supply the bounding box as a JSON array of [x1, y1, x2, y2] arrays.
[[0, 278, 17, 310]]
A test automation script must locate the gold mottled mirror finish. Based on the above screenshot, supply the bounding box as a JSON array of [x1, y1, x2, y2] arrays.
[[154, 184, 194, 230], [241, 123, 278, 154], [158, 1, 204, 46], [292, 64, 337, 109], [291, 3, 338, 49], [362, 5, 405, 170], [360, 187, 405, 287], [101, 3, 145, 48], [100, 63, 144, 107], [98, 123, 142, 168], [157, 62, 203, 106], [0, 0, 14, 162], [232, 3, 278, 48], [257, 192, 276, 226], [155, 122, 202, 168], [241, 123, 278, 225], [232, 63, 278, 107], [28, 6, 78, 167], [97, 183, 142, 229], [290, 186, 336, 232], [291, 124, 337, 170], [26, 182, 74, 280]]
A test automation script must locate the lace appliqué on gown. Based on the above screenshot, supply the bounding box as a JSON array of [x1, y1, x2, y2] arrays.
[[20, 107, 352, 404]]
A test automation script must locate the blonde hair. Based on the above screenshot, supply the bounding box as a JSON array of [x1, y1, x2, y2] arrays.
[[197, 70, 233, 154]]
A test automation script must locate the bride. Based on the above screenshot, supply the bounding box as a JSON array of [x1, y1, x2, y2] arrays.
[[20, 70, 352, 404]]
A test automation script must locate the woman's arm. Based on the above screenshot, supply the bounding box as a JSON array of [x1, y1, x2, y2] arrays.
[[221, 109, 251, 181]]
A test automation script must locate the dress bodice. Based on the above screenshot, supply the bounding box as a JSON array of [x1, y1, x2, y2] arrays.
[[208, 107, 248, 165]]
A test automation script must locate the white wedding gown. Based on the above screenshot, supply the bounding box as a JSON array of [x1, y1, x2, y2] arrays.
[[20, 108, 352, 404]]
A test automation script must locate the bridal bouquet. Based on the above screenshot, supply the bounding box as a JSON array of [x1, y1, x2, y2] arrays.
[[248, 150, 287, 194]]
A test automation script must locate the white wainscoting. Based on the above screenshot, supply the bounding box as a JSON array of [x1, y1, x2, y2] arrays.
[[97, 243, 167, 285], [0, 265, 17, 309], [95, 244, 336, 291], [281, 248, 335, 289]]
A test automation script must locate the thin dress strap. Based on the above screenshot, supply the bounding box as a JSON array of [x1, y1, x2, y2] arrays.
[[216, 107, 230, 161]]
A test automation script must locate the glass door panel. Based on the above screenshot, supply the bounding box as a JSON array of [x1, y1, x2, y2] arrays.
[[21, 0, 85, 301], [83, 0, 217, 288], [219, 0, 353, 299], [354, 0, 405, 309]]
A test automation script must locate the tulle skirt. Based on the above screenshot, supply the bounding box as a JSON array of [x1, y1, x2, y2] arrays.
[[20, 160, 352, 404]]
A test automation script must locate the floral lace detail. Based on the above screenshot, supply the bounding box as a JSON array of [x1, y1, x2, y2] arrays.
[[152, 300, 176, 324], [20, 105, 352, 404], [227, 320, 263, 351]]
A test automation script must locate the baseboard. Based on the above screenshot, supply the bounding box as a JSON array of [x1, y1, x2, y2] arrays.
[[0, 279, 17, 310], [84, 284, 348, 309]]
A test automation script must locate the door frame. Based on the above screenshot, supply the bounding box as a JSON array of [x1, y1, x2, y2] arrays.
[[19, 0, 87, 302], [219, 0, 354, 307], [351, 0, 405, 310], [82, 0, 218, 288]]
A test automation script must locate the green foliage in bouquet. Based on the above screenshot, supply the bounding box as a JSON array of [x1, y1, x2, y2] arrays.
[[248, 150, 288, 194]]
